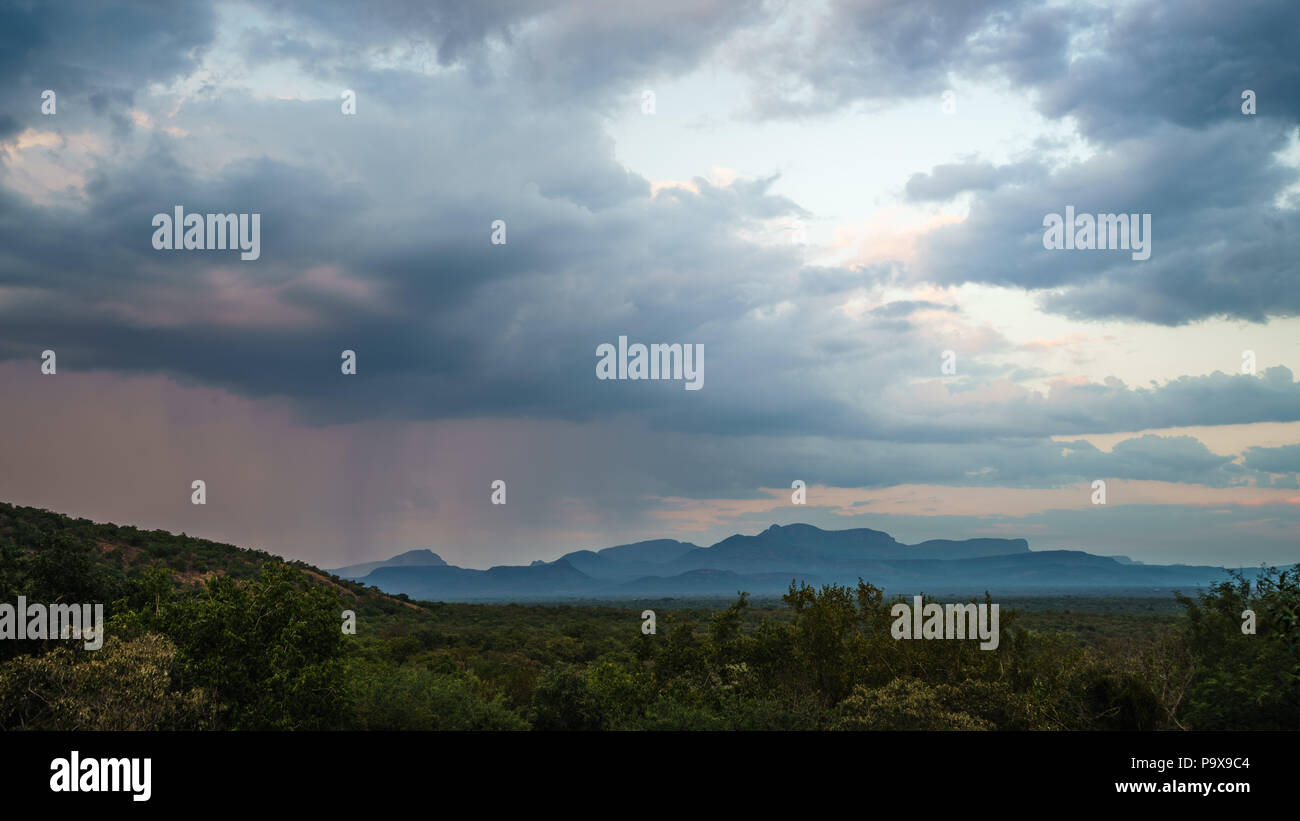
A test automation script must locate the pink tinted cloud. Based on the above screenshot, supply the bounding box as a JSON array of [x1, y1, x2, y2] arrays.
[[97, 265, 388, 330], [647, 481, 1300, 535]]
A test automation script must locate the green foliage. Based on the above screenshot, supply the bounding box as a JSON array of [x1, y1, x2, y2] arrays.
[[120, 561, 348, 730], [529, 666, 607, 730], [0, 633, 214, 729], [25, 532, 118, 604], [836, 678, 992, 730], [345, 662, 526, 730], [781, 581, 863, 704], [0, 501, 1295, 731], [585, 657, 654, 729], [1176, 567, 1300, 730]]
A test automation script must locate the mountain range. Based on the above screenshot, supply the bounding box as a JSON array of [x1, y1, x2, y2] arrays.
[[327, 523, 1245, 601]]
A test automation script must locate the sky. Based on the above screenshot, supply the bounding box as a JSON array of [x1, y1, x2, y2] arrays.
[[0, 0, 1297, 570]]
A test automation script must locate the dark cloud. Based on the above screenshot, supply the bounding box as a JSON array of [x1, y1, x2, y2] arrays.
[[1032, 0, 1300, 140], [877, 367, 1300, 443], [1065, 435, 1240, 485], [911, 122, 1300, 324], [250, 0, 771, 110], [1242, 443, 1300, 475], [739, 0, 1300, 134], [3, 114, 1297, 441], [260, 0, 562, 68], [680, 432, 1268, 494], [733, 0, 1300, 324], [0, 0, 216, 139], [738, 0, 1056, 118], [904, 160, 1045, 202]]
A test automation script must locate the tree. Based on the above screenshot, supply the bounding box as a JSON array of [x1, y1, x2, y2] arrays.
[[1176, 567, 1300, 729], [783, 581, 863, 704], [529, 666, 606, 730], [26, 532, 116, 604], [131, 561, 349, 729]]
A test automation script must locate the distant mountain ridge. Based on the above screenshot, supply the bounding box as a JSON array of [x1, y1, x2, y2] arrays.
[[328, 548, 447, 580], [557, 538, 700, 579], [337, 523, 1247, 601]]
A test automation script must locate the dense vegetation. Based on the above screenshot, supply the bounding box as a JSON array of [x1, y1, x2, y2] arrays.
[[1, 502, 1295, 730]]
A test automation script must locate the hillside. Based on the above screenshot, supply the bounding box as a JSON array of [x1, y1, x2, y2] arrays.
[[0, 501, 416, 616], [0, 500, 1295, 732]]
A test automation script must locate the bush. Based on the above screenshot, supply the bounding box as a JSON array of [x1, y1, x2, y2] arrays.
[[346, 662, 527, 730], [835, 677, 991, 731], [0, 633, 215, 730]]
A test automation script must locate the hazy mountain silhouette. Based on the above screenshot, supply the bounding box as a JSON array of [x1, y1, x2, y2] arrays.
[[339, 523, 1240, 601], [329, 548, 447, 580]]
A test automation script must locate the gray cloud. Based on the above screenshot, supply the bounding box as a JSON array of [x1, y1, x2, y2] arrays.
[[3, 120, 1298, 441], [738, 0, 1300, 134], [248, 0, 771, 111], [730, 0, 1300, 324], [0, 0, 215, 140], [910, 122, 1300, 324], [737, 0, 1058, 118], [1031, 0, 1300, 139], [904, 160, 1046, 202], [1242, 443, 1300, 475]]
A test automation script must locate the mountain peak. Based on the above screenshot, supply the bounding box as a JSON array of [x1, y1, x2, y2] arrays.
[[328, 548, 448, 580], [387, 549, 448, 567], [766, 523, 820, 533]]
